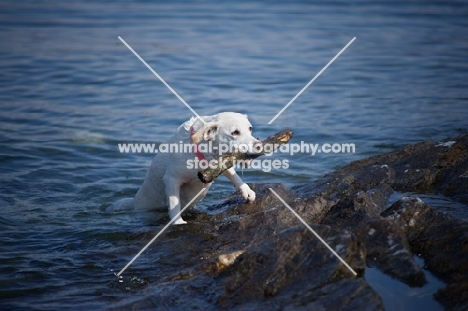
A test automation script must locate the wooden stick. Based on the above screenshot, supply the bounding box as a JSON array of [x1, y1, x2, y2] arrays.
[[197, 129, 293, 183]]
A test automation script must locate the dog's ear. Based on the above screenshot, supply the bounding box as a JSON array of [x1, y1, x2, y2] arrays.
[[191, 122, 219, 144]]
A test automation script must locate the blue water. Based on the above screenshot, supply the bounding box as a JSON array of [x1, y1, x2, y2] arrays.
[[1, 1, 468, 309], [365, 256, 445, 311]]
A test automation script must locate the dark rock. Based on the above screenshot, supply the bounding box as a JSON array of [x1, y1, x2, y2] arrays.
[[320, 187, 425, 287], [112, 185, 378, 310], [296, 134, 468, 204], [112, 134, 468, 310], [382, 197, 468, 310], [217, 225, 372, 309]]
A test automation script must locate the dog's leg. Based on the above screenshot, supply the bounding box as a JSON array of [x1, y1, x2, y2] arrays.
[[163, 174, 187, 225], [223, 167, 256, 202]]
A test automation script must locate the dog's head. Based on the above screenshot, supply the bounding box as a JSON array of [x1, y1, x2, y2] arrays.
[[191, 112, 261, 153]]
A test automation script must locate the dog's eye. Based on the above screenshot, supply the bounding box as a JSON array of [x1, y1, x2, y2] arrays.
[[231, 130, 240, 136], [249, 127, 252, 132]]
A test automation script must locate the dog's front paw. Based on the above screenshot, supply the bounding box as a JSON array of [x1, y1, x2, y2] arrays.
[[173, 217, 187, 225], [239, 183, 256, 203]]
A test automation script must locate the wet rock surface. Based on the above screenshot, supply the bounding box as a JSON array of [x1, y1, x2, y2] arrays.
[[111, 134, 468, 310]]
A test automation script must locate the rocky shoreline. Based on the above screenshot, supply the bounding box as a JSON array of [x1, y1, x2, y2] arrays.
[[111, 134, 468, 310]]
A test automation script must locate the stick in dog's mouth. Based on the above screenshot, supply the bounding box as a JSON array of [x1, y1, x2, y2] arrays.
[[197, 129, 293, 183]]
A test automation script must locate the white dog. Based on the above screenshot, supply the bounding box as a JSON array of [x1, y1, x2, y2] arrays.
[[110, 112, 261, 224]]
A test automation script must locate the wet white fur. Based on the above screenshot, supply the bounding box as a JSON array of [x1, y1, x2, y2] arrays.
[[109, 112, 259, 224]]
